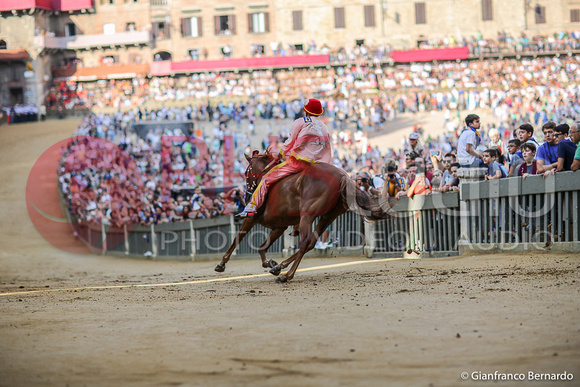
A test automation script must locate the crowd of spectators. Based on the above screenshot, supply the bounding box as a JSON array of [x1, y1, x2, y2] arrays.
[[59, 100, 580, 228]]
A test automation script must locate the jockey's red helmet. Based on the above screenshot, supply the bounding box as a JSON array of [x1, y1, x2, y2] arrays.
[[303, 99, 324, 116]]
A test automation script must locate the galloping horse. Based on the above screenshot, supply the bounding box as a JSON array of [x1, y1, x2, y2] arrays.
[[215, 150, 392, 282]]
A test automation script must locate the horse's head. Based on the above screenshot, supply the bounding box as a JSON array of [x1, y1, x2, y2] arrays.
[[243, 149, 277, 204]]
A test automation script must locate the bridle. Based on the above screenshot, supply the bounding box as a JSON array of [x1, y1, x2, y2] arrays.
[[245, 156, 279, 196]]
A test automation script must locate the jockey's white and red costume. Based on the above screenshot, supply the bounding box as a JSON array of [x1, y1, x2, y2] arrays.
[[237, 99, 331, 217]]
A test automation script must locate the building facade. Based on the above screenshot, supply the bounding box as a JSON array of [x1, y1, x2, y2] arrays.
[[1, 0, 579, 106]]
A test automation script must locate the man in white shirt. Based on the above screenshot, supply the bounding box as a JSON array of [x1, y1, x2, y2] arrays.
[[457, 114, 484, 168]]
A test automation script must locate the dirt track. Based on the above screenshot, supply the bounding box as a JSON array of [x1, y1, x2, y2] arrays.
[[1, 119, 579, 387]]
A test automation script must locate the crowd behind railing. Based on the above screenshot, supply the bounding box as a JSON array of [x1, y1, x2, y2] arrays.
[[58, 102, 580, 230]]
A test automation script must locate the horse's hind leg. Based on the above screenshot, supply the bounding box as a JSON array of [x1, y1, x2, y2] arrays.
[[215, 217, 259, 272], [277, 215, 317, 282], [258, 227, 286, 271]]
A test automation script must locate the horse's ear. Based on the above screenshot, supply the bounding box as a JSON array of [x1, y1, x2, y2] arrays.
[[252, 150, 259, 157], [245, 153, 252, 162]]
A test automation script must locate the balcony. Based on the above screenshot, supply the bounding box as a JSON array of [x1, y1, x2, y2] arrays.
[[150, 0, 170, 6], [34, 31, 150, 50], [55, 0, 94, 12], [0, 0, 93, 12]]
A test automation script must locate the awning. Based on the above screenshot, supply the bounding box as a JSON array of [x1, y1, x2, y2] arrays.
[[0, 49, 30, 62], [53, 63, 149, 81], [391, 47, 469, 63], [150, 54, 331, 76]]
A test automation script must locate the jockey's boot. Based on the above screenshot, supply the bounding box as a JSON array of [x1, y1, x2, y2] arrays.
[[235, 203, 257, 218]]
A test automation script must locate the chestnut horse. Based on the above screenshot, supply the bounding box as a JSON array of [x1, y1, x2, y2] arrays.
[[215, 151, 391, 282]]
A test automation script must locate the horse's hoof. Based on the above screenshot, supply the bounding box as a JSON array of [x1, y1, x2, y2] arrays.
[[268, 259, 278, 269], [269, 265, 282, 276], [215, 263, 226, 272], [276, 275, 287, 283]]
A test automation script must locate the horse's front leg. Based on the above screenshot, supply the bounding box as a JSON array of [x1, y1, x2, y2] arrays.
[[258, 227, 286, 271], [215, 217, 259, 272]]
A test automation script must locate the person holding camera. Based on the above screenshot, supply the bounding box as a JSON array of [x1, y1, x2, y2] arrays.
[[356, 171, 381, 198], [381, 166, 406, 199]]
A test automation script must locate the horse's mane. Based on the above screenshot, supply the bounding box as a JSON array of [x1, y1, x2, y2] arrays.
[[252, 146, 277, 163]]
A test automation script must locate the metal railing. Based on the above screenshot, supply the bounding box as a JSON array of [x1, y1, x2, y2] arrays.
[[373, 192, 460, 256], [459, 172, 580, 253], [60, 170, 580, 260]]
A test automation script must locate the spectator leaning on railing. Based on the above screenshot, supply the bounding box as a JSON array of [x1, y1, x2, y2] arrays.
[[520, 143, 539, 179], [536, 121, 559, 173], [569, 123, 580, 171], [483, 148, 504, 180], [552, 124, 578, 172]]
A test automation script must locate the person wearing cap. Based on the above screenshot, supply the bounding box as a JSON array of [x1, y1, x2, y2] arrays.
[[237, 98, 332, 218], [407, 132, 426, 158]]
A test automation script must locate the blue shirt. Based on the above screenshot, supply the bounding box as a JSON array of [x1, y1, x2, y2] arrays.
[[536, 142, 559, 164], [557, 139, 577, 171]]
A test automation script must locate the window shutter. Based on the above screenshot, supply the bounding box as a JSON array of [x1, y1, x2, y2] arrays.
[[230, 15, 236, 34], [153, 22, 159, 36], [265, 12, 270, 32], [364, 5, 375, 27], [165, 21, 171, 38], [482, 0, 492, 21], [214, 15, 220, 35], [572, 9, 580, 22], [535, 6, 546, 24], [181, 18, 189, 36], [335, 7, 345, 28], [197, 17, 202, 37], [293, 10, 303, 30], [415, 2, 426, 24], [248, 13, 253, 33]]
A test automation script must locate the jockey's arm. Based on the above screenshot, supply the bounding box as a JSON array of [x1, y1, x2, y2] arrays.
[[281, 118, 303, 157]]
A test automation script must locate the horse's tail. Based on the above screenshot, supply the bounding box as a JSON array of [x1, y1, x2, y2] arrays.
[[339, 174, 393, 221]]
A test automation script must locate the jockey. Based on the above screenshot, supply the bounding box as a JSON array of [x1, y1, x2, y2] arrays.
[[236, 98, 332, 218]]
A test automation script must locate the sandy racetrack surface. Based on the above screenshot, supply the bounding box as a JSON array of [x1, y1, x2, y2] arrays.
[[1, 119, 579, 386]]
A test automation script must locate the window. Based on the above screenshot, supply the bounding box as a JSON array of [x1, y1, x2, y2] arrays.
[[103, 23, 116, 35], [250, 44, 265, 56], [129, 53, 142, 63], [334, 7, 345, 29], [415, 2, 426, 24], [571, 9, 580, 22], [154, 51, 172, 61], [292, 10, 303, 31], [182, 17, 202, 37], [482, 0, 493, 21], [65, 23, 76, 37], [153, 21, 171, 39], [248, 12, 269, 33], [535, 5, 546, 24], [356, 39, 365, 46], [0, 40, 7, 50], [126, 22, 136, 32], [100, 0, 114, 4], [214, 15, 236, 35], [294, 44, 304, 52], [364, 5, 375, 27], [188, 49, 199, 60], [101, 55, 119, 65]]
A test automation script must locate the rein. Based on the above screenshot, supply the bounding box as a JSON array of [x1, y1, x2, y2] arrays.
[[245, 157, 279, 195]]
